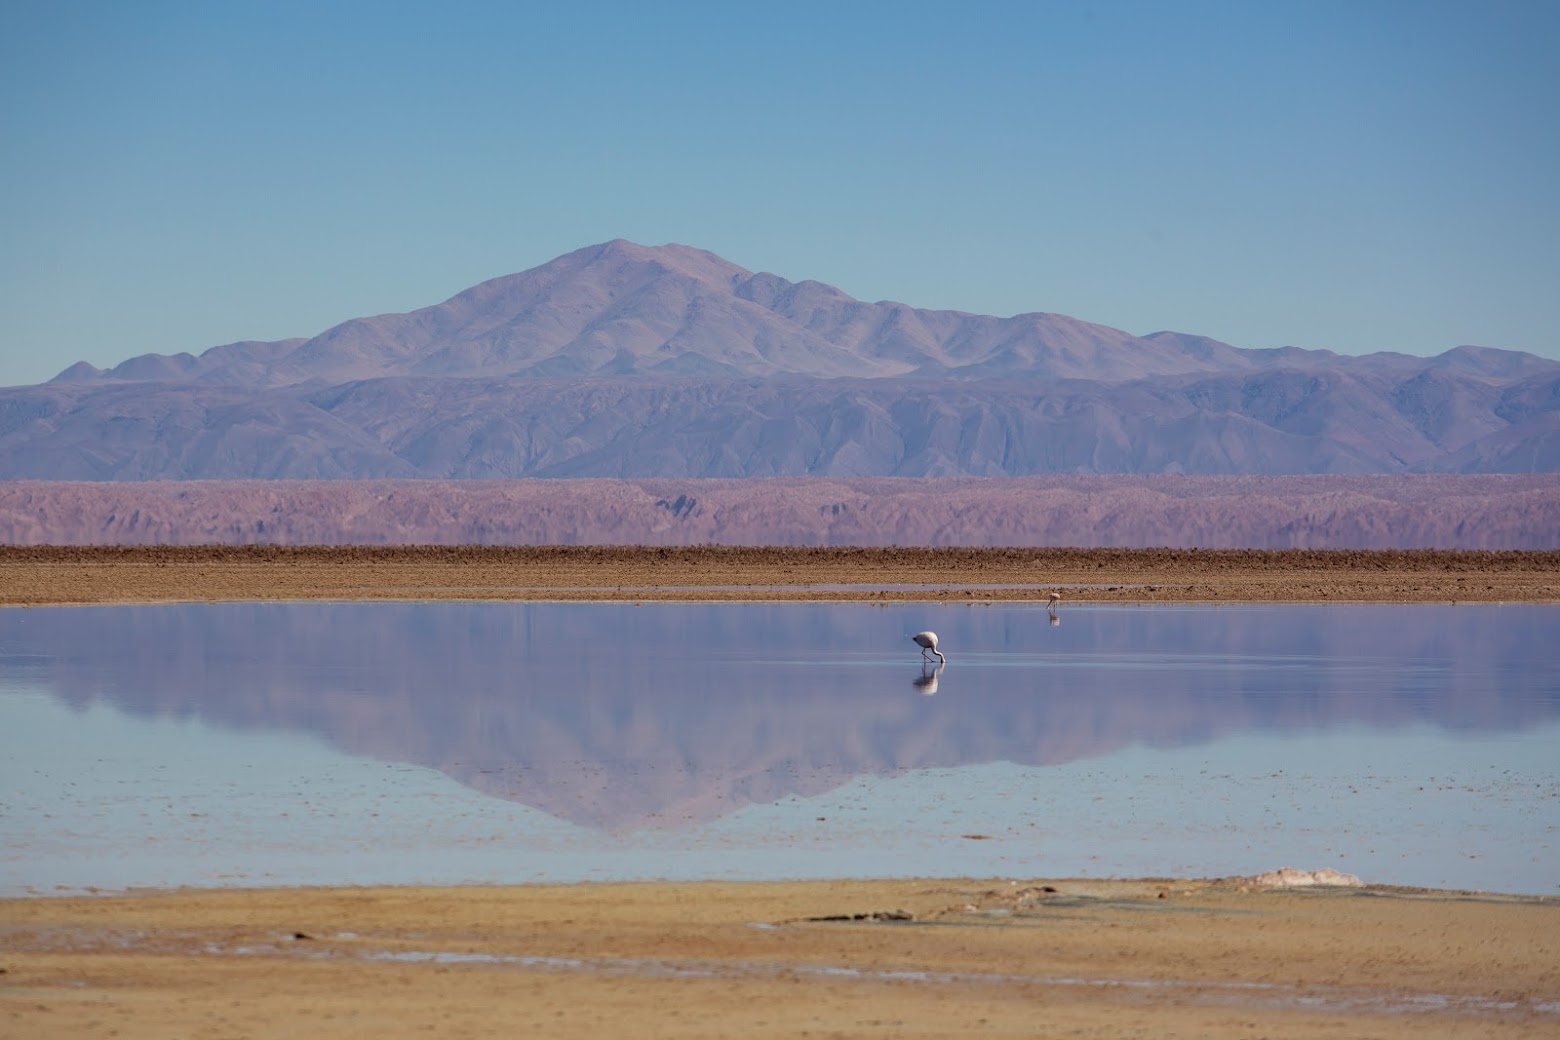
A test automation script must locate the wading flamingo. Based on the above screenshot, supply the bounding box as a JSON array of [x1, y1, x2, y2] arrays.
[[911, 630, 945, 665]]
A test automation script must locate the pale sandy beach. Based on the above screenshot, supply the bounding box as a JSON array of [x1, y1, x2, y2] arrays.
[[4, 878, 1557, 1039], [3, 547, 1558, 1038]]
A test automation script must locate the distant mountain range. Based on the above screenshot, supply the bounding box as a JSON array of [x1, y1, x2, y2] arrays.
[[4, 476, 1557, 549], [4, 239, 1558, 479]]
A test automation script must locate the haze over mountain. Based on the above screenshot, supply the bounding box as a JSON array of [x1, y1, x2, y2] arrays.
[[4, 240, 1557, 481]]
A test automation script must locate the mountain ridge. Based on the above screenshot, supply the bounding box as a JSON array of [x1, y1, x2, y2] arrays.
[[50, 239, 1551, 388], [9, 240, 1558, 482]]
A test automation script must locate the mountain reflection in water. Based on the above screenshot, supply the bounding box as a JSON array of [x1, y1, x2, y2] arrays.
[[3, 602, 1554, 832]]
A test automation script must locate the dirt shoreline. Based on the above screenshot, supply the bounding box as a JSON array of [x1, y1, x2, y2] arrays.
[[4, 878, 1557, 1039], [4, 544, 1558, 605]]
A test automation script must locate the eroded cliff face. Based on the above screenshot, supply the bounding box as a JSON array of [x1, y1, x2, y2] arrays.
[[2, 475, 1556, 549]]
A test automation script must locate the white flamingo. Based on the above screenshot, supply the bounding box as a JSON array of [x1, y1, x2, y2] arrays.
[[911, 630, 945, 665]]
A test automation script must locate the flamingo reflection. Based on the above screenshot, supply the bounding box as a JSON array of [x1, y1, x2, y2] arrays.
[[913, 664, 943, 695]]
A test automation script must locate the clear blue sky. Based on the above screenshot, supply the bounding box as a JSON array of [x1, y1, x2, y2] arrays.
[[2, 0, 1556, 386]]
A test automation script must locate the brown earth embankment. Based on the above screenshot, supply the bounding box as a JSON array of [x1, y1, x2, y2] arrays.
[[2, 545, 1556, 605]]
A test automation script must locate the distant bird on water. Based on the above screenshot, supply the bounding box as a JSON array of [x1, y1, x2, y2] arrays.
[[912, 630, 945, 665], [1047, 591, 1062, 609]]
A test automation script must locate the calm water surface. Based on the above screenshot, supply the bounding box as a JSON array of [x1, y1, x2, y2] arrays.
[[2, 602, 1556, 895]]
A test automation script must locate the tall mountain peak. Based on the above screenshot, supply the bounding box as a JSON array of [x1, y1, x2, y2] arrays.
[[13, 242, 1556, 481], [48, 241, 1271, 386]]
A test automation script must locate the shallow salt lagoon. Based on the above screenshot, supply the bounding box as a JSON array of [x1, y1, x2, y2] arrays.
[[1, 601, 1556, 895]]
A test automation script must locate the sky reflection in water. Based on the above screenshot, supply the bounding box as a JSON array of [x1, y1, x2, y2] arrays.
[[1, 601, 1556, 895]]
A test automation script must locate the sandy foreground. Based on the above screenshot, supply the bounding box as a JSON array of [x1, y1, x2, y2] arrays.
[[3, 879, 1557, 1039], [4, 546, 1558, 1037]]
